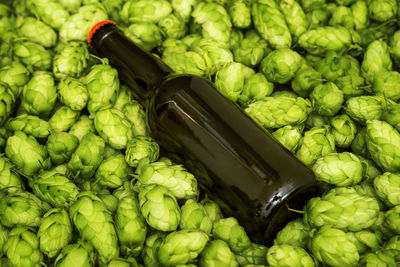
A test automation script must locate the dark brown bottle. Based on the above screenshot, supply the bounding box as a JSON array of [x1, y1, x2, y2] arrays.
[[88, 21, 321, 244]]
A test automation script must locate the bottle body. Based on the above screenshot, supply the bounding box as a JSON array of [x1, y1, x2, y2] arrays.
[[89, 23, 321, 244]]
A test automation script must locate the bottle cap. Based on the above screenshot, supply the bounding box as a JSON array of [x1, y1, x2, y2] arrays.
[[87, 20, 116, 47]]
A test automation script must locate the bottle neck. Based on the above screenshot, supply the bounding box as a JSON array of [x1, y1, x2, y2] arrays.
[[90, 24, 173, 101]]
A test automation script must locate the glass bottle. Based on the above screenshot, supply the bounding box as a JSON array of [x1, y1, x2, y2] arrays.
[[88, 21, 321, 244]]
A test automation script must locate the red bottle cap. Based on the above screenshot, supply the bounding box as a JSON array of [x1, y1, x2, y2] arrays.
[[87, 20, 116, 47]]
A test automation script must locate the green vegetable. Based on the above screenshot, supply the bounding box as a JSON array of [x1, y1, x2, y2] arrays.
[[157, 230, 209, 266], [68, 115, 95, 141], [213, 217, 251, 253], [121, 0, 171, 24], [252, 0, 292, 49], [54, 241, 95, 267], [274, 218, 310, 248], [7, 114, 51, 139], [0, 192, 47, 228], [53, 41, 89, 79], [69, 191, 119, 263], [295, 126, 336, 167], [136, 161, 199, 200], [228, 0, 251, 29], [0, 61, 29, 98], [18, 17, 57, 48], [159, 13, 187, 39], [366, 120, 400, 173], [374, 172, 400, 207], [123, 23, 163, 51], [162, 47, 209, 77], [180, 199, 212, 234], [329, 5, 354, 29], [49, 106, 80, 132], [329, 114, 357, 148], [245, 96, 312, 129], [267, 244, 315, 267], [344, 96, 385, 124], [272, 125, 303, 153], [351, 0, 368, 30], [309, 225, 359, 266], [21, 71, 57, 118], [59, 4, 108, 42], [0, 156, 24, 193], [280, 0, 309, 41], [138, 184, 181, 232], [367, 0, 397, 23], [125, 135, 160, 168], [30, 166, 80, 207], [304, 187, 380, 231], [385, 235, 400, 260], [95, 153, 130, 189], [235, 243, 268, 266], [5, 131, 51, 177], [38, 208, 72, 258], [361, 40, 392, 83], [67, 132, 105, 179], [310, 82, 344, 116], [3, 226, 43, 267], [199, 240, 238, 267], [12, 41, 52, 71]]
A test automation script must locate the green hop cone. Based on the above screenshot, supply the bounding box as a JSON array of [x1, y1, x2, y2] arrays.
[[280, 0, 309, 42], [54, 241, 96, 267], [232, 30, 269, 68], [121, 0, 171, 24], [310, 82, 344, 116], [372, 71, 400, 101], [53, 41, 89, 79], [123, 100, 150, 137], [46, 132, 79, 164], [0, 224, 8, 255], [58, 77, 89, 111], [84, 64, 120, 114], [94, 107, 133, 149], [122, 23, 162, 51], [0, 83, 15, 127], [199, 198, 223, 223], [157, 229, 209, 266], [251, 0, 292, 49], [309, 225, 359, 266], [358, 156, 382, 182], [245, 96, 312, 129], [346, 230, 382, 254], [272, 125, 303, 153], [335, 74, 366, 100], [238, 73, 273, 107], [260, 48, 302, 84], [295, 126, 336, 167], [215, 62, 254, 102], [141, 231, 166, 267], [37, 208, 72, 258], [107, 257, 141, 267], [21, 71, 57, 118], [228, 0, 251, 29], [359, 250, 397, 266], [0, 125, 11, 151], [5, 131, 51, 177], [298, 26, 352, 56], [138, 184, 181, 232], [191, 2, 232, 45], [344, 96, 385, 124], [199, 240, 238, 267], [26, 0, 69, 29], [17, 17, 57, 48], [69, 191, 119, 263], [267, 244, 315, 267], [180, 199, 213, 234], [353, 181, 386, 210], [0, 61, 29, 98], [4, 226, 43, 267], [212, 217, 251, 253], [98, 189, 119, 213], [274, 218, 310, 248], [382, 103, 400, 132], [329, 114, 357, 148], [391, 30, 400, 67], [12, 41, 52, 71], [271, 90, 298, 98], [30, 166, 80, 207], [114, 188, 147, 256], [304, 187, 380, 231], [385, 235, 400, 261], [368, 0, 397, 23], [351, 0, 368, 30], [373, 172, 400, 207], [159, 13, 187, 39], [366, 120, 400, 173], [235, 243, 268, 266], [329, 5, 355, 29], [361, 40, 392, 83], [95, 153, 130, 189], [67, 133, 105, 179], [291, 67, 323, 97], [49, 106, 80, 132], [0, 156, 24, 193], [162, 47, 209, 77], [136, 161, 199, 199], [7, 114, 51, 139], [171, 0, 197, 22], [68, 115, 95, 141], [0, 191, 47, 228], [60, 4, 108, 42], [312, 152, 364, 186], [125, 135, 160, 168], [384, 205, 400, 234], [316, 52, 360, 81]]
